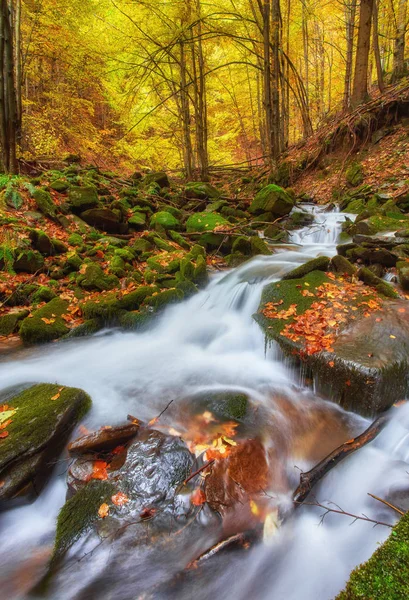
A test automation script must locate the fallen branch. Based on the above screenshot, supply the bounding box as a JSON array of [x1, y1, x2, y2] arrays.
[[296, 497, 393, 528], [184, 459, 215, 485], [368, 493, 405, 516], [293, 414, 389, 505]]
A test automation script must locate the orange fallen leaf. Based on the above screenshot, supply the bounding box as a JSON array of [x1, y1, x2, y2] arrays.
[[98, 503, 110, 518], [111, 492, 129, 507], [51, 393, 60, 401], [92, 460, 108, 480], [0, 431, 9, 439], [191, 488, 206, 506]]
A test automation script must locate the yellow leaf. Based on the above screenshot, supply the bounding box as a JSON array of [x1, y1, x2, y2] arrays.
[[98, 503, 110, 518]]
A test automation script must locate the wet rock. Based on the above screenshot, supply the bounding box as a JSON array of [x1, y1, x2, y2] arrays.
[[346, 246, 398, 267], [249, 184, 294, 217], [282, 256, 330, 280], [0, 383, 91, 503], [55, 429, 194, 558], [68, 423, 141, 455], [19, 297, 70, 344], [255, 272, 409, 415], [397, 261, 409, 291], [80, 208, 128, 234], [357, 267, 399, 298], [193, 391, 249, 422], [68, 186, 99, 213]]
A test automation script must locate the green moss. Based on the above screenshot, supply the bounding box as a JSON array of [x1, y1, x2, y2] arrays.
[[148, 288, 184, 310], [282, 256, 330, 280], [109, 255, 126, 277], [143, 171, 169, 188], [19, 298, 70, 344], [168, 230, 191, 250], [337, 513, 409, 599], [232, 236, 252, 255], [68, 233, 83, 246], [331, 255, 358, 276], [31, 286, 57, 304], [358, 267, 399, 298], [65, 318, 102, 338], [13, 249, 45, 274], [0, 310, 28, 335], [346, 162, 364, 187], [193, 255, 208, 287], [345, 199, 366, 214], [80, 296, 120, 321], [68, 186, 99, 212], [249, 184, 294, 216], [54, 481, 115, 559], [117, 285, 158, 310], [117, 309, 155, 331], [33, 189, 57, 219], [180, 258, 195, 280], [186, 212, 229, 233], [176, 278, 198, 298], [185, 182, 220, 200], [65, 252, 82, 272], [77, 263, 119, 292], [128, 211, 146, 229], [250, 237, 272, 256], [0, 383, 91, 474], [150, 211, 180, 231]]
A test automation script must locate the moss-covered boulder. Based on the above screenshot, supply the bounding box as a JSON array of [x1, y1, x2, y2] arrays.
[[397, 261, 409, 291], [150, 211, 180, 231], [194, 391, 249, 421], [185, 182, 221, 200], [357, 267, 399, 298], [186, 211, 229, 233], [68, 186, 99, 212], [143, 171, 170, 189], [29, 229, 68, 256], [254, 271, 409, 415], [282, 256, 330, 280], [0, 310, 29, 335], [77, 263, 119, 292], [68, 233, 83, 247], [337, 513, 409, 600], [0, 383, 91, 502], [49, 179, 69, 193], [117, 286, 158, 311], [355, 214, 409, 235], [19, 298, 70, 344], [346, 162, 364, 187], [13, 249, 44, 274], [33, 189, 58, 219], [331, 255, 357, 276], [31, 286, 57, 304], [128, 211, 146, 230], [249, 184, 294, 217], [148, 288, 184, 310], [80, 208, 128, 234]]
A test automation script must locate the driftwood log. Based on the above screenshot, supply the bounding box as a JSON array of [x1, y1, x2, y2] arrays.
[[293, 414, 390, 505]]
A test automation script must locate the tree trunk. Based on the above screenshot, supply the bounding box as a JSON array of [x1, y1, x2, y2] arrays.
[[262, 1, 274, 164], [351, 0, 374, 107], [179, 40, 193, 180], [392, 0, 408, 82], [271, 0, 281, 160], [0, 0, 18, 173], [372, 0, 385, 92], [14, 0, 22, 139], [343, 0, 357, 111]]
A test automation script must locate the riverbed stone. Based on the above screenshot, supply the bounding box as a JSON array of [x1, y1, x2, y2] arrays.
[[255, 271, 409, 415], [282, 256, 330, 280], [0, 383, 91, 503]]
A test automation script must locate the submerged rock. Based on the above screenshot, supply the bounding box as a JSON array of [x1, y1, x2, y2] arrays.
[[0, 383, 91, 503]]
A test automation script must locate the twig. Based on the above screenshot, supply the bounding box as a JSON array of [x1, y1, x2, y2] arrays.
[[184, 459, 215, 485], [368, 493, 405, 516], [296, 498, 393, 528]]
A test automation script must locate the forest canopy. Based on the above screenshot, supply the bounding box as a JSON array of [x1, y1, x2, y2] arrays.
[[1, 0, 408, 175]]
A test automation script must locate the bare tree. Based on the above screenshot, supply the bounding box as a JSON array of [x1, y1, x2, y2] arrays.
[[351, 0, 374, 107], [392, 0, 408, 82]]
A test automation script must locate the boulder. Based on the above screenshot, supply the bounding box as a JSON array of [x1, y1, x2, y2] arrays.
[[0, 310, 29, 335], [0, 383, 91, 502], [77, 263, 119, 292], [254, 271, 409, 415], [33, 189, 58, 219], [282, 256, 330, 280], [29, 229, 68, 256], [80, 208, 128, 234], [49, 180, 69, 193], [128, 211, 146, 230], [68, 186, 99, 213], [186, 211, 229, 233], [249, 184, 294, 217], [185, 182, 221, 200], [345, 162, 364, 187], [150, 211, 180, 231], [13, 249, 44, 274], [19, 298, 70, 344], [143, 171, 170, 189]]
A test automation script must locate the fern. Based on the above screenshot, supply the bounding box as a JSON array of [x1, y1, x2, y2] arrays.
[[4, 182, 23, 210]]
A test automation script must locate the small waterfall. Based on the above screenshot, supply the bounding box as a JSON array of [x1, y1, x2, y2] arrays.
[[0, 206, 406, 600]]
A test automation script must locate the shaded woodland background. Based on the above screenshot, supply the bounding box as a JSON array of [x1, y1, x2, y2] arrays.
[[0, 0, 408, 176]]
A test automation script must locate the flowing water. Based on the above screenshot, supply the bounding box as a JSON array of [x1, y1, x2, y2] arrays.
[[0, 205, 409, 600]]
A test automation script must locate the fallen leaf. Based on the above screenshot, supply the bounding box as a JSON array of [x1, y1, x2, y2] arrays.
[[51, 393, 60, 401], [92, 460, 108, 480], [98, 503, 110, 518], [191, 488, 206, 506], [111, 492, 129, 507]]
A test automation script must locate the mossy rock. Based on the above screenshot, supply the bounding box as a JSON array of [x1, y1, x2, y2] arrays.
[[148, 288, 184, 310], [193, 255, 208, 287], [13, 249, 44, 274], [0, 383, 91, 501], [175, 278, 198, 298], [3, 183, 23, 210], [232, 236, 252, 255], [117, 309, 156, 331], [114, 248, 135, 263], [65, 318, 103, 338], [77, 264, 119, 292], [194, 391, 248, 421], [180, 258, 195, 280], [250, 236, 272, 256], [143, 171, 170, 189], [29, 229, 67, 256], [357, 267, 399, 298], [117, 286, 158, 311], [168, 230, 191, 250], [80, 208, 128, 234], [65, 252, 82, 273], [346, 162, 364, 187], [331, 255, 357, 276], [397, 261, 409, 291], [249, 184, 294, 217], [31, 286, 57, 304], [33, 189, 58, 219], [282, 256, 330, 280], [186, 212, 229, 233], [68, 233, 84, 247], [185, 182, 221, 200], [131, 238, 154, 255], [128, 211, 146, 230], [54, 480, 114, 559], [0, 310, 28, 335], [109, 255, 126, 278], [19, 298, 70, 344], [150, 211, 180, 231], [68, 186, 99, 212], [49, 179, 69, 193], [337, 513, 409, 600], [345, 199, 366, 214], [151, 236, 174, 252], [80, 296, 121, 322]]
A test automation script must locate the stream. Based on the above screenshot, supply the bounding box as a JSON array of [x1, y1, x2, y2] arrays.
[[1, 205, 409, 599]]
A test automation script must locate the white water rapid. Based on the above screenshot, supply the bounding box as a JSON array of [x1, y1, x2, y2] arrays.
[[0, 205, 408, 600]]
